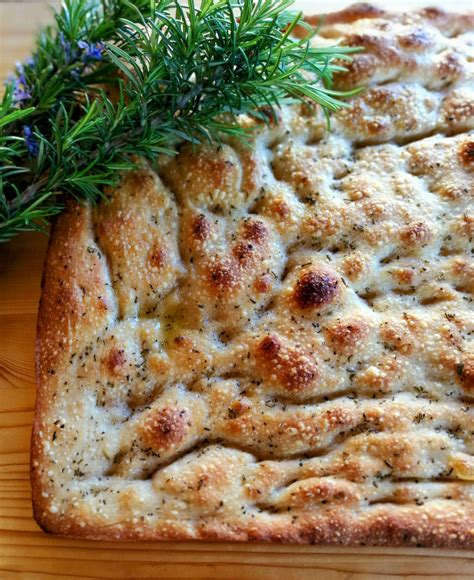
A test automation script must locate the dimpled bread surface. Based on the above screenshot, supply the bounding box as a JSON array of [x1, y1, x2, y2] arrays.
[[32, 3, 474, 546]]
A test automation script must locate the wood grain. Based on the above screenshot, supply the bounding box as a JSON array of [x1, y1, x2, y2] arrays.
[[1, 1, 473, 578]]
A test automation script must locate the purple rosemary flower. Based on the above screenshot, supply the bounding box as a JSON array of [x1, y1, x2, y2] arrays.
[[60, 32, 74, 64], [78, 40, 105, 62], [12, 77, 31, 103], [11, 62, 31, 103], [23, 126, 39, 157]]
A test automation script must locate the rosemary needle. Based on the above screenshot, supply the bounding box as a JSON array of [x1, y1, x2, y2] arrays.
[[0, 0, 360, 243]]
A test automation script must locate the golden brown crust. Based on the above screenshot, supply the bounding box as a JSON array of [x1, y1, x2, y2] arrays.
[[305, 3, 387, 27], [306, 3, 474, 34], [32, 4, 474, 546], [32, 202, 117, 531]]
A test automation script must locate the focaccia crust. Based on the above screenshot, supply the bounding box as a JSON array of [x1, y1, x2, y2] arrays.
[[32, 4, 474, 546]]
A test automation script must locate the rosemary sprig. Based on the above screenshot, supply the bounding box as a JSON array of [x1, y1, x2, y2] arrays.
[[0, 0, 360, 243]]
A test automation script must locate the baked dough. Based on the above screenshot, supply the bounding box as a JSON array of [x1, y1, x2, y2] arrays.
[[32, 3, 474, 546]]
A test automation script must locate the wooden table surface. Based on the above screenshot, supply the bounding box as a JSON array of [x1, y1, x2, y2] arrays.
[[1, 1, 473, 578]]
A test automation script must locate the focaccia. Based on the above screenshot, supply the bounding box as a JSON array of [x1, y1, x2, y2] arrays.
[[31, 3, 474, 546]]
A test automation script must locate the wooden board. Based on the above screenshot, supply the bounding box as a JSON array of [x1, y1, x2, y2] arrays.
[[0, 1, 473, 578]]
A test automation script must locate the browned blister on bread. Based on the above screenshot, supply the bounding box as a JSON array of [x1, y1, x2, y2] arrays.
[[32, 4, 474, 545]]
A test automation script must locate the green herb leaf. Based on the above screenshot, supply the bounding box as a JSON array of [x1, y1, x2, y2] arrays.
[[0, 0, 360, 243]]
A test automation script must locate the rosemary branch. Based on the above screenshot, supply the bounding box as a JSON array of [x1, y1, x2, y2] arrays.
[[0, 0, 360, 243]]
